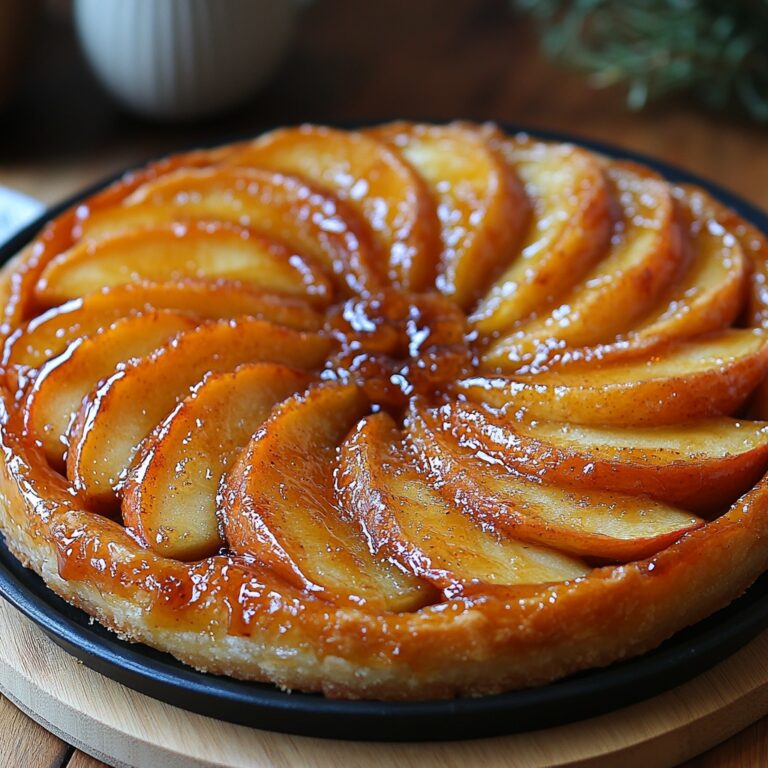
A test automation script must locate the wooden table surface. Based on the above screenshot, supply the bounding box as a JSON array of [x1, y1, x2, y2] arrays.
[[0, 1, 766, 766]]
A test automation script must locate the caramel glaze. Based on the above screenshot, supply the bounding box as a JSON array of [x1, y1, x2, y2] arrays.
[[3, 126, 768, 698], [325, 289, 475, 411]]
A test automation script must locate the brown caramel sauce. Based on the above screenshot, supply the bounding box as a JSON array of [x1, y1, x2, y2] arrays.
[[325, 289, 476, 412]]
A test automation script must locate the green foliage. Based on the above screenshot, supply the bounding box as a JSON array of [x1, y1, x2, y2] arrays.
[[516, 0, 768, 121]]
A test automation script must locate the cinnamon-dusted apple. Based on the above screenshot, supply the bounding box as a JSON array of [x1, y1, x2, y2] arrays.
[[484, 162, 683, 368], [463, 329, 768, 426], [224, 125, 441, 292], [123, 363, 312, 561], [67, 318, 331, 505], [470, 136, 611, 333], [369, 122, 528, 307], [431, 400, 768, 515], [0, 145, 242, 334], [406, 403, 703, 561], [22, 310, 197, 466], [222, 382, 431, 610], [338, 410, 588, 593], [83, 167, 384, 294], [629, 189, 747, 344], [486, 185, 749, 373]]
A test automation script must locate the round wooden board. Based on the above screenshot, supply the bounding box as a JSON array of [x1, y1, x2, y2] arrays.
[[1, 599, 768, 768]]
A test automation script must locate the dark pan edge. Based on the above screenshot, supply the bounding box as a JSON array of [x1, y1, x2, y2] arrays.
[[3, 533, 768, 742], [0, 124, 767, 742]]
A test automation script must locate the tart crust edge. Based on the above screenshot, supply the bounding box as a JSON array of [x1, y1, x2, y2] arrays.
[[1, 391, 767, 700]]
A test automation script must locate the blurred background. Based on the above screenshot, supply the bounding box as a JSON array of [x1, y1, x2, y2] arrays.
[[0, 0, 765, 212]]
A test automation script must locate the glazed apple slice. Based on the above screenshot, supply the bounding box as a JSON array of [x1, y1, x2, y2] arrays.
[[659, 183, 768, 334], [4, 279, 322, 369], [526, 187, 751, 371], [34, 221, 333, 307], [484, 162, 683, 369], [338, 411, 588, 593], [0, 144, 241, 334], [629, 187, 747, 343], [81, 167, 383, 294], [461, 329, 768, 426], [23, 311, 197, 467], [123, 363, 312, 561], [67, 318, 331, 506], [699, 193, 768, 420], [369, 122, 528, 307], [222, 382, 431, 610], [226, 125, 441, 291], [406, 405, 702, 561], [434, 401, 768, 515], [469, 137, 611, 333]]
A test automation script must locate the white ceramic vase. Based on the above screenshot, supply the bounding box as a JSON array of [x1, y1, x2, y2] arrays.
[[74, 0, 297, 121]]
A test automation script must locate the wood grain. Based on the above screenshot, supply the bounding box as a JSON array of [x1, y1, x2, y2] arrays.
[[682, 718, 768, 768], [0, 693, 69, 768], [65, 752, 105, 768], [0, 2, 766, 766], [1, 597, 768, 768]]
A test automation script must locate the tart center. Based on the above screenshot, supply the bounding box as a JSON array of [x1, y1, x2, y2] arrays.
[[326, 290, 474, 407]]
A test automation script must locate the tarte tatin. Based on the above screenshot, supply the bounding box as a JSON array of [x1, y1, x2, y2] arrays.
[[1, 122, 768, 700]]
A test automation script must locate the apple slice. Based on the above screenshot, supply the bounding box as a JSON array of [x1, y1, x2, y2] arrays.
[[434, 400, 768, 515], [461, 329, 768, 426], [738, 217, 768, 331], [67, 318, 331, 506], [629, 187, 747, 343], [222, 382, 431, 610], [81, 167, 384, 294], [23, 311, 197, 468], [226, 125, 441, 292], [369, 122, 528, 307], [34, 221, 333, 307], [669, 184, 768, 332], [0, 144, 238, 333], [406, 404, 702, 561], [484, 162, 683, 370], [123, 363, 312, 561], [469, 137, 611, 333], [4, 279, 322, 369], [337, 411, 588, 594], [701, 195, 768, 420], [524, 186, 751, 372]]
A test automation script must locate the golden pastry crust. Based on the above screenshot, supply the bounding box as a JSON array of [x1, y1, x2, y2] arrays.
[[1, 123, 768, 700]]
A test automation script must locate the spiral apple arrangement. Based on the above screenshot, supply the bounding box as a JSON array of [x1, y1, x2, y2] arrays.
[[1, 123, 767, 699]]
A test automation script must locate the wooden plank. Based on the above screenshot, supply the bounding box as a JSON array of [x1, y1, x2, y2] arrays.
[[66, 752, 109, 768], [0, 694, 70, 768], [683, 718, 768, 767]]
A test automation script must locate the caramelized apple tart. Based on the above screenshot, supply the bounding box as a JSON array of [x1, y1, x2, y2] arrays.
[[2, 123, 768, 700]]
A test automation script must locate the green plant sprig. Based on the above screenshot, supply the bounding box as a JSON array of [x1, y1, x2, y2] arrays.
[[516, 0, 768, 121]]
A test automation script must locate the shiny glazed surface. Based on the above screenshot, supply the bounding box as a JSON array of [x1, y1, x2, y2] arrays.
[[1, 122, 768, 700]]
